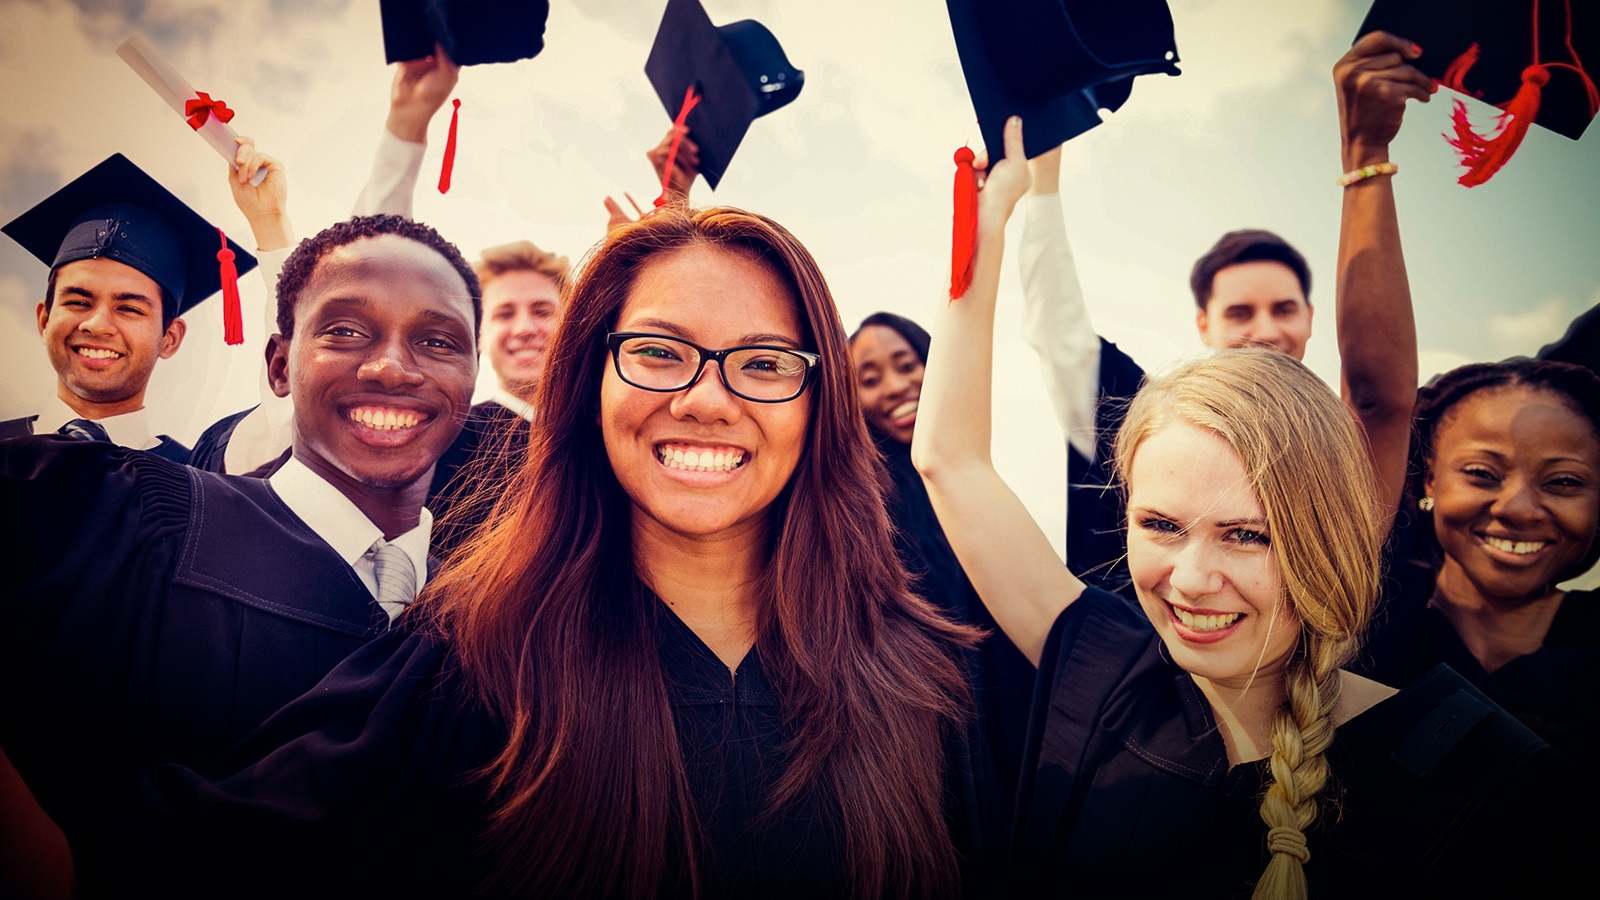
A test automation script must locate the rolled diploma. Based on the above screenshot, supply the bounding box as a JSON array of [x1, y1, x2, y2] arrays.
[[116, 32, 267, 186]]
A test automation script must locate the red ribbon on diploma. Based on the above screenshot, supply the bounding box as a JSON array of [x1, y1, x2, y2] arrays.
[[185, 92, 235, 130]]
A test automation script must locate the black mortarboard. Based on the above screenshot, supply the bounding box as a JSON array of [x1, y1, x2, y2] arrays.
[[1358, 0, 1597, 141], [1, 153, 257, 319], [644, 0, 805, 190], [946, 0, 1182, 160], [380, 0, 550, 66]]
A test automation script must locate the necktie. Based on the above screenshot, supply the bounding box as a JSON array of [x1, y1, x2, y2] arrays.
[[59, 418, 111, 442], [371, 539, 418, 624]]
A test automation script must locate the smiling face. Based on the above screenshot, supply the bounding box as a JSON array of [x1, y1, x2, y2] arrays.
[[601, 243, 812, 547], [268, 234, 477, 505], [36, 257, 185, 418], [850, 324, 924, 445], [1427, 385, 1600, 607], [1127, 420, 1301, 691], [1196, 261, 1312, 359], [481, 269, 562, 401]]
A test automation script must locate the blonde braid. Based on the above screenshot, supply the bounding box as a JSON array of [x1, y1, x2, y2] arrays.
[[1249, 636, 1348, 900]]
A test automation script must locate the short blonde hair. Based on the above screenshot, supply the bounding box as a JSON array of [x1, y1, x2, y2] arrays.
[[1115, 348, 1382, 900], [474, 240, 570, 292]]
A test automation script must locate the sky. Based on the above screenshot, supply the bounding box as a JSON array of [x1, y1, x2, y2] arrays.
[[1, 0, 1596, 557]]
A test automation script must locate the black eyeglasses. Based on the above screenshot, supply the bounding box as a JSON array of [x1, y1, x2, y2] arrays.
[[606, 332, 820, 403]]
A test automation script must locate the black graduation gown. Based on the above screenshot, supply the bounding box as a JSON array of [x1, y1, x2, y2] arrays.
[[0, 435, 387, 830], [1356, 512, 1600, 766], [70, 599, 996, 899], [0, 412, 190, 461], [1012, 586, 1592, 899], [1063, 337, 1145, 599], [876, 431, 1034, 814], [426, 399, 530, 556], [190, 399, 529, 557]]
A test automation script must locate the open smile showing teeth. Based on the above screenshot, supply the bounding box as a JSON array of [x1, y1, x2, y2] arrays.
[[1483, 536, 1548, 555], [1172, 606, 1242, 632], [888, 400, 918, 422], [74, 347, 122, 359], [656, 442, 745, 473], [348, 407, 425, 430]]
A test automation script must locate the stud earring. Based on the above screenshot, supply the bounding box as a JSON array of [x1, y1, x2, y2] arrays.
[[1418, 496, 1434, 512]]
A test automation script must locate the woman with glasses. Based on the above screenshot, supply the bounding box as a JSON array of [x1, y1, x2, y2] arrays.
[[7, 207, 995, 899]]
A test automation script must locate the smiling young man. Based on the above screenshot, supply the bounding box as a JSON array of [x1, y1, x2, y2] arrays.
[[0, 213, 480, 837], [0, 154, 257, 460]]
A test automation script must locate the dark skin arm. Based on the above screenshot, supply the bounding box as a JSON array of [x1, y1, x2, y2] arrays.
[[1334, 30, 1431, 530], [0, 747, 73, 900]]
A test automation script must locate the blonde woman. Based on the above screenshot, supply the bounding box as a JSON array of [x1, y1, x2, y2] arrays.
[[912, 115, 1587, 899]]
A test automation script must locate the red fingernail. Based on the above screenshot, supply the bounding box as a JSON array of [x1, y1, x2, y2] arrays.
[[1411, 43, 1422, 55]]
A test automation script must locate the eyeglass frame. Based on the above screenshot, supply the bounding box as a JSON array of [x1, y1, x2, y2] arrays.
[[605, 331, 821, 404]]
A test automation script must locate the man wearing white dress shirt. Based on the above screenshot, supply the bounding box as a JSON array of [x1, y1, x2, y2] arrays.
[[0, 213, 481, 832]]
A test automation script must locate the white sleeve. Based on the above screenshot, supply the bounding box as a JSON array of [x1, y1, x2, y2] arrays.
[[223, 245, 296, 475], [352, 130, 426, 218], [1018, 192, 1101, 461]]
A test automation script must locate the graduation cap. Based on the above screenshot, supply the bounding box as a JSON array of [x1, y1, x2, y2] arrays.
[[644, 0, 805, 191], [1358, 0, 1598, 185], [946, 0, 1182, 161], [380, 0, 550, 66], [1, 154, 258, 340]]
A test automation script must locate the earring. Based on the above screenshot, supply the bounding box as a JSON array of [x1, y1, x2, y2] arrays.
[[1418, 496, 1435, 512]]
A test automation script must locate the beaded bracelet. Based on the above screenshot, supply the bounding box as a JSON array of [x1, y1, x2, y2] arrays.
[[1337, 162, 1399, 187]]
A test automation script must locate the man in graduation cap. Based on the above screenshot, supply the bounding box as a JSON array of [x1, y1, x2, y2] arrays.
[[0, 210, 481, 842], [0, 154, 258, 461]]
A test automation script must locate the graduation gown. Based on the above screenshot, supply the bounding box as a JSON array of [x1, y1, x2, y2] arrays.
[[0, 435, 387, 829], [70, 596, 997, 899], [876, 431, 1034, 812], [426, 399, 530, 556], [1013, 586, 1592, 899]]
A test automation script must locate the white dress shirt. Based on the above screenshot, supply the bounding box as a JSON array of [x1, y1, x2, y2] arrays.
[[268, 454, 432, 604], [33, 396, 161, 451]]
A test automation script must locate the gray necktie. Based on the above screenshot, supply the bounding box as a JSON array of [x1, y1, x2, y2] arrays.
[[371, 539, 417, 624], [59, 418, 110, 442]]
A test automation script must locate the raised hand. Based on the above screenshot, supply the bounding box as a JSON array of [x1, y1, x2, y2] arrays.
[[646, 125, 700, 202], [229, 136, 292, 251], [1335, 30, 1432, 168], [387, 42, 461, 144]]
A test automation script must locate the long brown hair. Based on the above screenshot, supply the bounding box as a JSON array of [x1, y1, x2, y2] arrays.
[[423, 206, 976, 898]]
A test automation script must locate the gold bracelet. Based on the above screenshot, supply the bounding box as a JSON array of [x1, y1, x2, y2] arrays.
[[1337, 162, 1398, 187]]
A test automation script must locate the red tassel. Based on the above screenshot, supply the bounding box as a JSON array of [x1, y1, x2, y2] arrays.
[[950, 146, 977, 301], [437, 98, 460, 194], [1447, 64, 1549, 187], [1441, 43, 1483, 97], [216, 228, 243, 346], [654, 86, 702, 208]]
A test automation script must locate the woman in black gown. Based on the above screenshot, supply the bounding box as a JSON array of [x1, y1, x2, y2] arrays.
[[1361, 358, 1600, 763], [912, 114, 1590, 900], [849, 313, 1034, 806], [5, 206, 997, 899]]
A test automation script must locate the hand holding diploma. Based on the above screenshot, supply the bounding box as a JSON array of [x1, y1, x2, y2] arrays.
[[116, 31, 267, 186]]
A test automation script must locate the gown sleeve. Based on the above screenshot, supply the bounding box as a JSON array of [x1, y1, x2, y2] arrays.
[[67, 627, 504, 900]]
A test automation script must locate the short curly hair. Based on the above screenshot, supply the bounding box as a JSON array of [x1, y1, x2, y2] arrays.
[[275, 214, 482, 338]]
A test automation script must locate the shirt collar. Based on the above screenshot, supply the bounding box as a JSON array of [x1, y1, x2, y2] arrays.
[[268, 455, 433, 591], [490, 388, 535, 422], [35, 396, 159, 450]]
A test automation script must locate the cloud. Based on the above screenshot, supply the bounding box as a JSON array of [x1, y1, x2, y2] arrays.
[[1487, 296, 1588, 358]]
